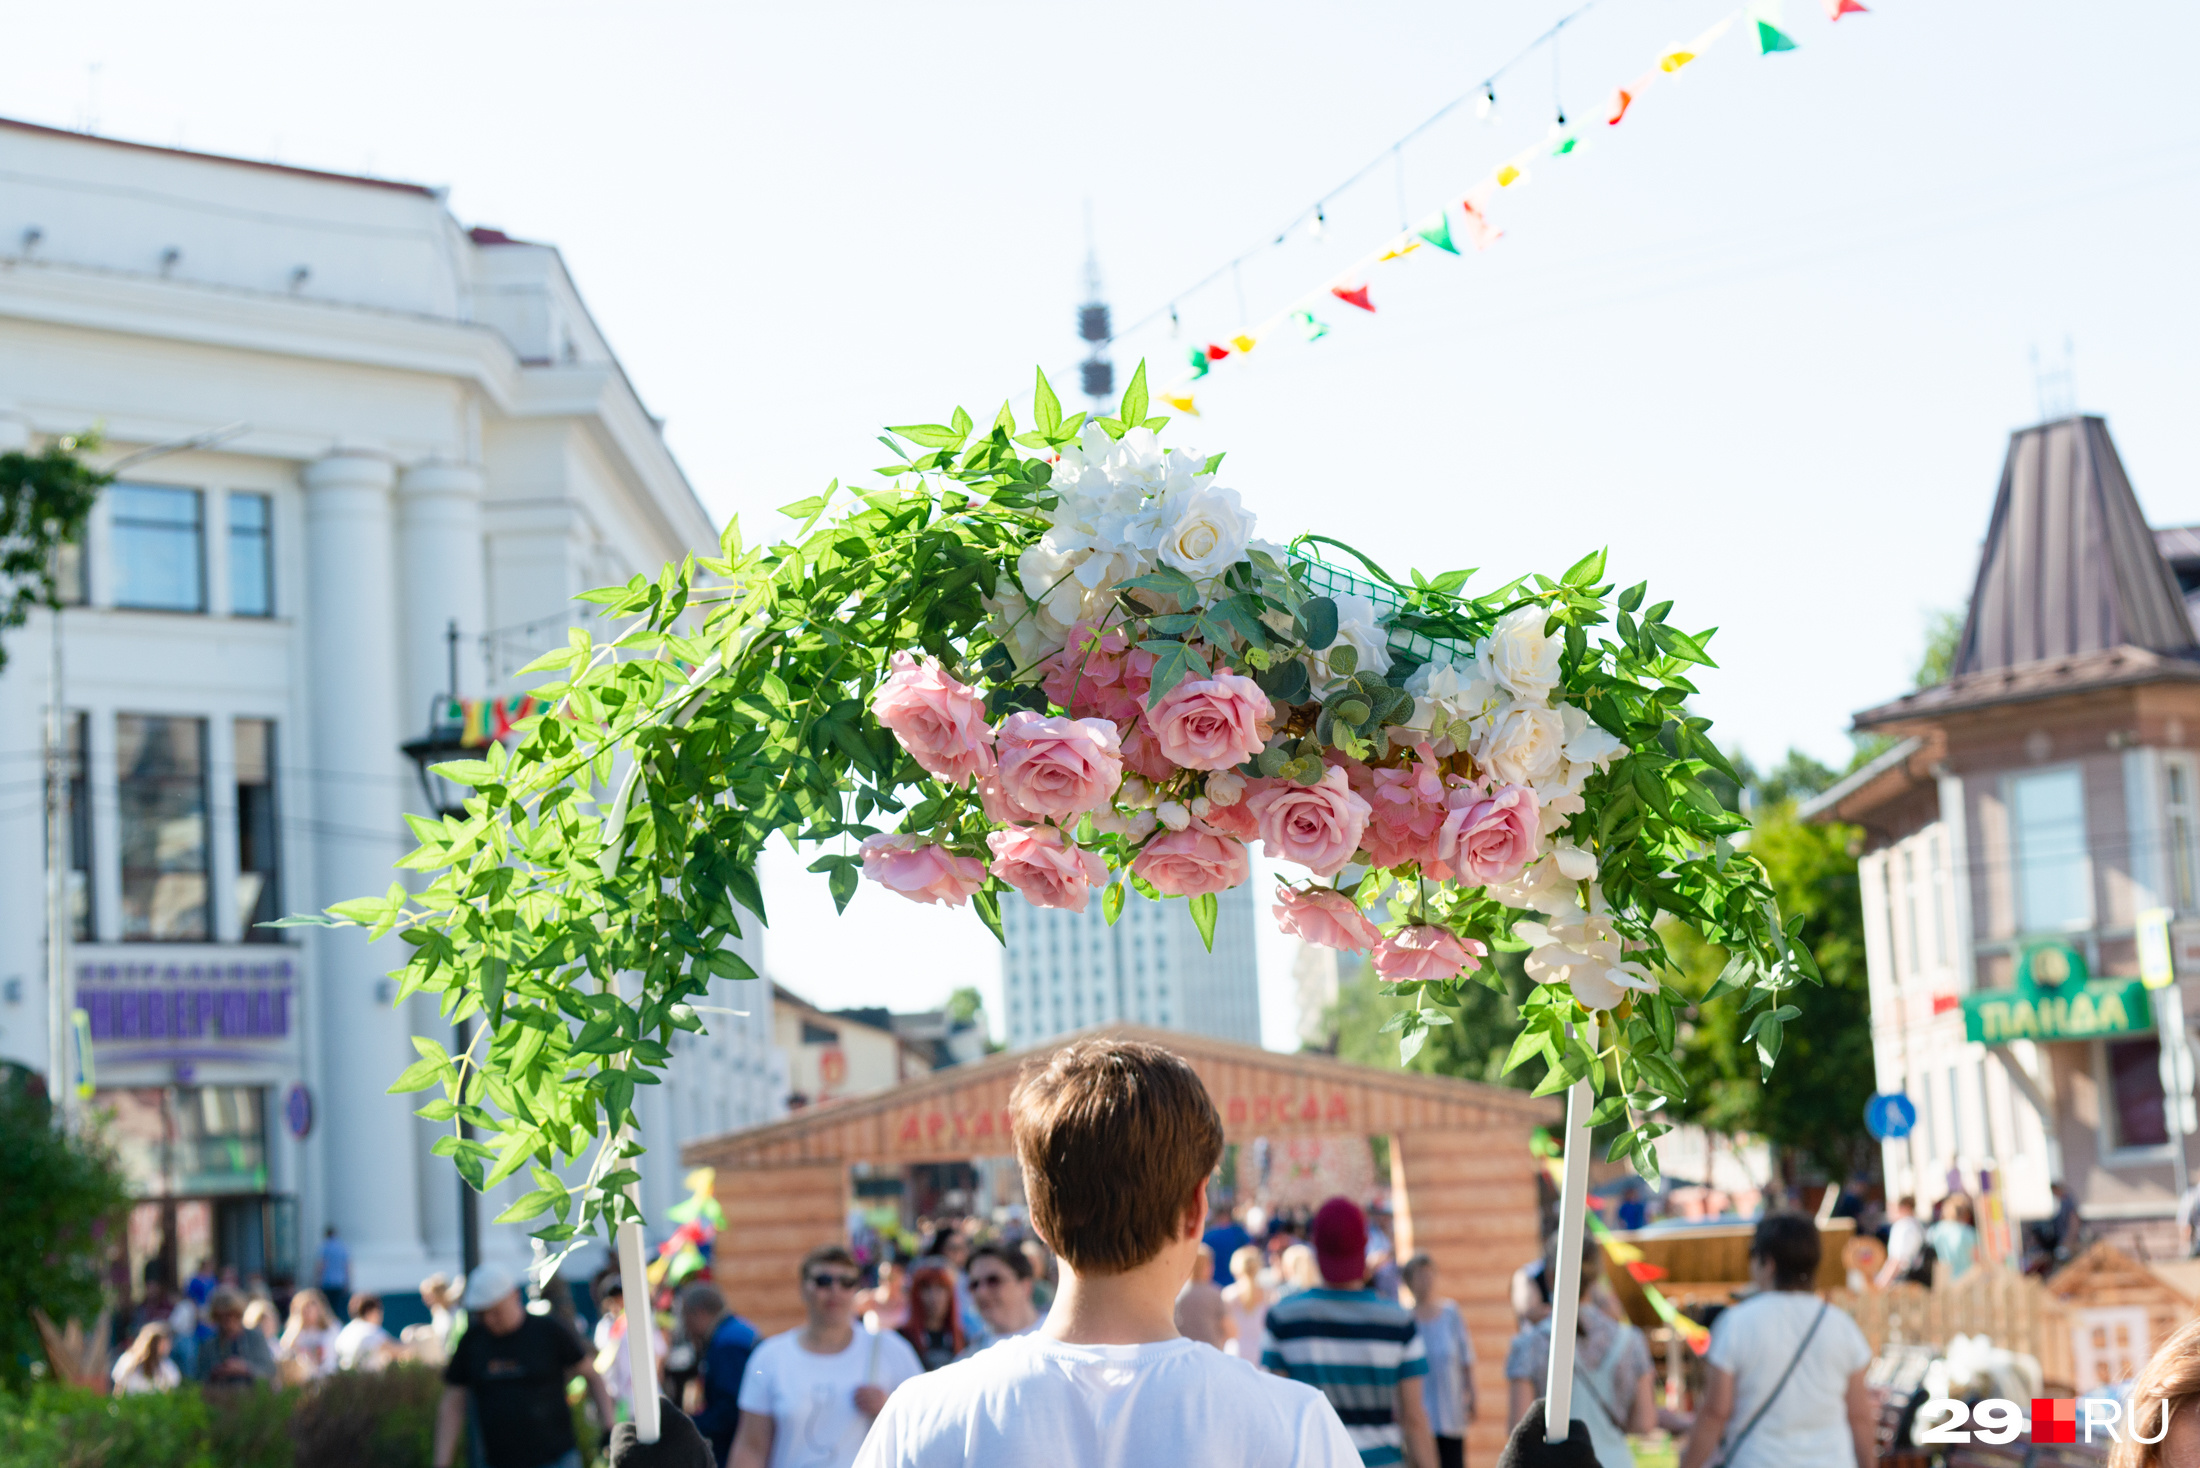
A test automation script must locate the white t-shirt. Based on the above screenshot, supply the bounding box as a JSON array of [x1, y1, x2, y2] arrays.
[[739, 1325, 925, 1468], [1705, 1293, 1872, 1468], [854, 1333, 1360, 1468], [333, 1317, 393, 1369]]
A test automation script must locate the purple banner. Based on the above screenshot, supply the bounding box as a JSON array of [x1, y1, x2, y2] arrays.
[[81, 967, 294, 1044]]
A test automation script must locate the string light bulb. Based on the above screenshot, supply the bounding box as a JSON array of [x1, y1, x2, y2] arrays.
[[1168, 304, 1180, 337], [1309, 204, 1327, 241], [1476, 85, 1497, 121]]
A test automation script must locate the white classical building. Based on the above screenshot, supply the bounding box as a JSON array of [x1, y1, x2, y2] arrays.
[[1000, 882, 1261, 1049], [0, 117, 781, 1300]]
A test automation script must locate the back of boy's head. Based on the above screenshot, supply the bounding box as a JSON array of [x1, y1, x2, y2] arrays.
[[1012, 1038, 1224, 1276]]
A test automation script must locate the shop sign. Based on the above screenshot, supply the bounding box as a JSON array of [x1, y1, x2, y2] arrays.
[[1963, 939, 2154, 1044]]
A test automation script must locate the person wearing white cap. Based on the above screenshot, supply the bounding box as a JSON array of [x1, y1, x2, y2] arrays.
[[433, 1264, 615, 1468]]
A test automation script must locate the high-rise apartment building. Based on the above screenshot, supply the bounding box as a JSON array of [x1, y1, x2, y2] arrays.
[[1000, 882, 1260, 1048]]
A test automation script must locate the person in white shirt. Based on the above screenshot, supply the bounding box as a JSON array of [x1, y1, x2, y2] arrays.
[[854, 1037, 1360, 1468], [333, 1293, 396, 1370], [1680, 1213, 1875, 1468], [1875, 1196, 1925, 1288], [279, 1288, 341, 1378], [731, 1242, 924, 1468], [113, 1322, 182, 1395], [959, 1242, 1044, 1357]]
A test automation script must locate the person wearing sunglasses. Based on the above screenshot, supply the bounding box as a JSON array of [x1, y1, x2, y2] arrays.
[[730, 1244, 922, 1468], [958, 1243, 1044, 1358]]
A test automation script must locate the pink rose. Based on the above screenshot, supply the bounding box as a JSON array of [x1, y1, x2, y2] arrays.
[[1117, 715, 1178, 781], [859, 835, 987, 908], [1199, 788, 1262, 842], [1355, 746, 1455, 872], [1040, 621, 1154, 724], [1372, 925, 1486, 982], [1148, 672, 1274, 772], [1247, 765, 1373, 877], [870, 651, 994, 786], [987, 825, 1108, 913], [994, 711, 1124, 820], [1131, 828, 1250, 898], [1439, 784, 1541, 886], [1272, 886, 1383, 952], [978, 769, 1040, 826]]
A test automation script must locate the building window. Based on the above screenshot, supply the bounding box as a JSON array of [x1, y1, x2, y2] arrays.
[[111, 485, 205, 612], [47, 711, 95, 940], [2009, 767, 2090, 932], [2168, 760, 2199, 912], [2106, 1038, 2169, 1150], [228, 493, 272, 617], [1929, 833, 1950, 965], [117, 714, 210, 940], [235, 719, 280, 941]]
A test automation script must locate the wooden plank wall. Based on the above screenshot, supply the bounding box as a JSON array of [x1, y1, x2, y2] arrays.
[[712, 1162, 847, 1337], [1393, 1125, 1544, 1468]]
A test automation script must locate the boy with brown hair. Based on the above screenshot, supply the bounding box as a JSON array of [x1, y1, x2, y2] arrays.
[[855, 1037, 1358, 1467]]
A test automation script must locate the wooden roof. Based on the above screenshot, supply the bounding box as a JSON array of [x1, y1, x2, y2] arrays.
[[682, 1023, 1560, 1170], [2048, 1239, 2198, 1306]]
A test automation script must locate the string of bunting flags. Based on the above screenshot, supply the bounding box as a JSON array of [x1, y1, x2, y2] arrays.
[[1158, 0, 1870, 415]]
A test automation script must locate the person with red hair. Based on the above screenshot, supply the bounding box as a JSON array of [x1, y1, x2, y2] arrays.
[[899, 1266, 966, 1372]]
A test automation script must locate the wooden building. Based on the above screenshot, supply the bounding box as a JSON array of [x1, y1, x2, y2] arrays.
[[1807, 416, 2200, 1255], [683, 1024, 1559, 1465]]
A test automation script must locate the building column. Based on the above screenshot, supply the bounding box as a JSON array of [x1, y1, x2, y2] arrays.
[[302, 452, 429, 1292], [396, 463, 490, 1272]]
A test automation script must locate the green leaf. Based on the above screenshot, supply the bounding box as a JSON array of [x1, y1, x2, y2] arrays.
[[1034, 368, 1063, 438], [888, 423, 966, 450], [1295, 597, 1338, 650], [1189, 891, 1218, 951], [1103, 881, 1126, 926], [1119, 360, 1149, 430], [1561, 548, 1607, 587], [388, 1057, 446, 1094], [494, 1189, 560, 1225], [1140, 640, 1212, 706], [1617, 581, 1646, 613], [263, 912, 347, 929]]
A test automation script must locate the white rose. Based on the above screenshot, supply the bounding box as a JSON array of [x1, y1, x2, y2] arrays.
[[1560, 704, 1626, 770], [1157, 800, 1192, 831], [1206, 770, 1246, 805], [984, 574, 1068, 669], [1476, 605, 1562, 703], [1156, 483, 1254, 582], [1310, 593, 1394, 696], [1516, 898, 1655, 1010], [1475, 701, 1566, 787]]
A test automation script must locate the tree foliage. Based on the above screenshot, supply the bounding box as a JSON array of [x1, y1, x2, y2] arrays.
[[297, 369, 1809, 1255], [0, 1068, 132, 1395], [0, 440, 107, 671]]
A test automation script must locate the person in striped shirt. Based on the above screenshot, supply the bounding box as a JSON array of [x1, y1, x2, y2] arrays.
[[1262, 1197, 1438, 1468]]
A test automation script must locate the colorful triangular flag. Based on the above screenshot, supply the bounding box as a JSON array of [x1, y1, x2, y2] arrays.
[[1496, 163, 1526, 187], [1187, 346, 1210, 379], [1755, 18, 1797, 51], [1331, 283, 1375, 313], [1607, 88, 1632, 125], [1230, 333, 1257, 354], [1161, 391, 1198, 416], [1292, 309, 1330, 341], [1823, 0, 1866, 15], [1458, 198, 1503, 251], [1551, 132, 1578, 156], [1415, 212, 1459, 255], [1377, 238, 1422, 263], [1203, 343, 1231, 362], [1659, 47, 1696, 71]]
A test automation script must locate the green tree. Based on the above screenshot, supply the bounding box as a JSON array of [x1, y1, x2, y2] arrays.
[[0, 1068, 132, 1394], [0, 440, 107, 672], [1668, 770, 1875, 1180], [1916, 606, 1967, 689], [1330, 950, 1534, 1086]]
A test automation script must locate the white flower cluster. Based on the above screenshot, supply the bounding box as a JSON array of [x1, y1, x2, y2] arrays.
[[1403, 605, 1627, 819], [983, 423, 1257, 667], [1491, 844, 1659, 1010]]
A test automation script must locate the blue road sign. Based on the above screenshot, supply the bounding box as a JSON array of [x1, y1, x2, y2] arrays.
[[1864, 1092, 1917, 1141]]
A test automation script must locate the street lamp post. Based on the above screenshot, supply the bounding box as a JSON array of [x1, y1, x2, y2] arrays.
[[399, 619, 481, 1277]]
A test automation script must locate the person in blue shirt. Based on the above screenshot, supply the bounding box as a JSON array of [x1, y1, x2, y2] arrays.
[[1201, 1203, 1251, 1287], [678, 1281, 757, 1464]]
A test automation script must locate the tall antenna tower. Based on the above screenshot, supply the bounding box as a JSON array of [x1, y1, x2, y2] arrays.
[[1078, 203, 1113, 407]]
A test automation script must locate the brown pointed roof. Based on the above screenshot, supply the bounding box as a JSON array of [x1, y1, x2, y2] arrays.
[[681, 1023, 1558, 1170], [1856, 416, 2200, 729]]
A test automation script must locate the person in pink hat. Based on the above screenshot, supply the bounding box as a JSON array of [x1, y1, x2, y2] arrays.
[[1260, 1197, 1437, 1468]]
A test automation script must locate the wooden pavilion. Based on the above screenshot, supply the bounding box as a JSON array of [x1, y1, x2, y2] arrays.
[[682, 1024, 1559, 1462]]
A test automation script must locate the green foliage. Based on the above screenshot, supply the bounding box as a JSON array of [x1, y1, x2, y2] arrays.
[[1915, 605, 1967, 689], [1667, 777, 1875, 1178], [1329, 949, 1534, 1087], [0, 438, 107, 671], [0, 1366, 448, 1468], [0, 1070, 132, 1395], [308, 365, 1804, 1246]]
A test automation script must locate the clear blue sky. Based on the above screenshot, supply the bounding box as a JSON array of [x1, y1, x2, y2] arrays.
[[11, 0, 2199, 1046]]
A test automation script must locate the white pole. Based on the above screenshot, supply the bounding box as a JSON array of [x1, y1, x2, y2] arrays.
[[615, 1158, 661, 1443], [1544, 1016, 1598, 1445]]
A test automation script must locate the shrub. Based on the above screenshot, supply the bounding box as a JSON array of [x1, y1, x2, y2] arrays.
[[0, 1384, 214, 1468], [289, 1364, 443, 1468]]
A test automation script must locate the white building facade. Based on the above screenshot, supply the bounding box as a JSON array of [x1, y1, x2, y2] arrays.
[[1000, 881, 1260, 1049], [0, 118, 779, 1298]]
